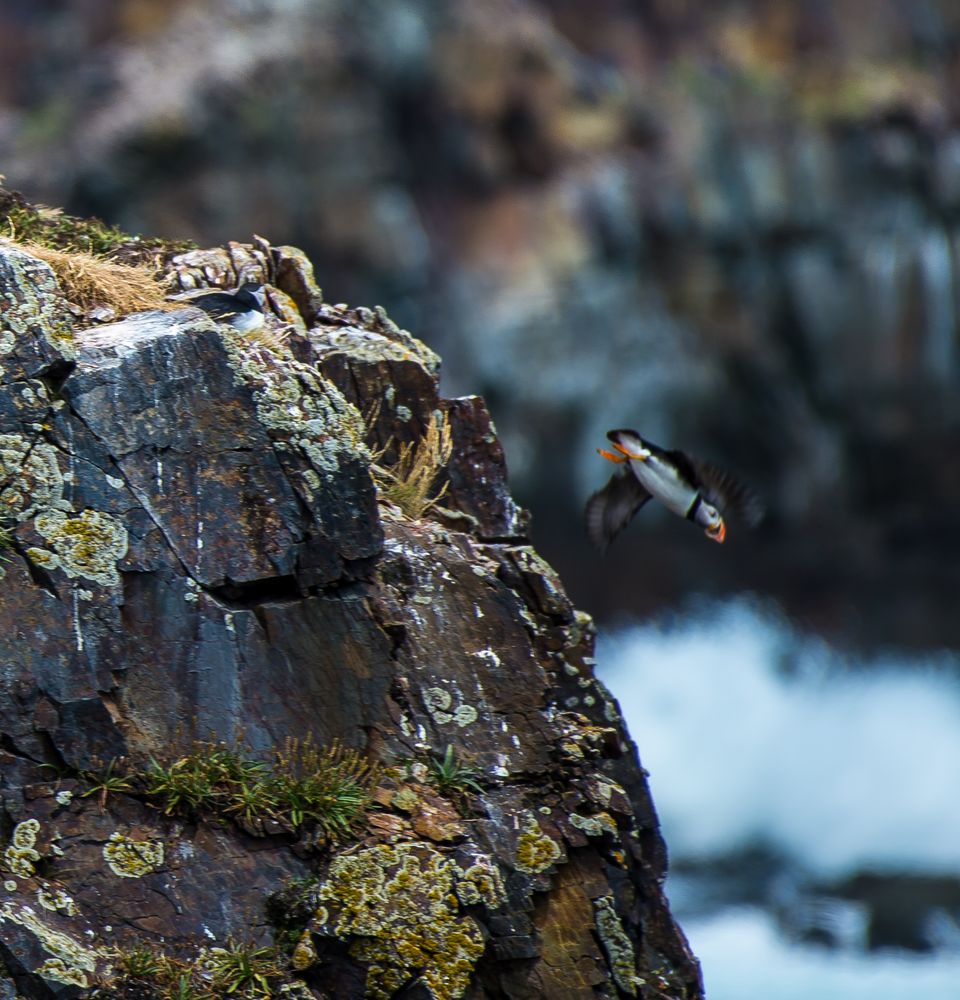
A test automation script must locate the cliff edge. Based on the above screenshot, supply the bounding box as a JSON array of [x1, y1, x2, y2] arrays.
[[0, 204, 702, 999]]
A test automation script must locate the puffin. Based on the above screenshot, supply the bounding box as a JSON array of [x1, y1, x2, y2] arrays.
[[181, 282, 268, 333], [586, 429, 763, 549]]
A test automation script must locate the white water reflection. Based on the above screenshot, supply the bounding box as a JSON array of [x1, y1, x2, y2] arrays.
[[688, 908, 960, 1000], [596, 598, 960, 999], [597, 599, 960, 874]]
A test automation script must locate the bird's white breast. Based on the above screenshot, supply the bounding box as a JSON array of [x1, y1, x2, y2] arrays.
[[629, 454, 698, 518]]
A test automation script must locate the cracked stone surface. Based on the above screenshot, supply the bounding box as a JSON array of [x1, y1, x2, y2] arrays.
[[0, 239, 702, 999]]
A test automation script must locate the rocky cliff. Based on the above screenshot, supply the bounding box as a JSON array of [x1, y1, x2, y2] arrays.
[[0, 217, 701, 999]]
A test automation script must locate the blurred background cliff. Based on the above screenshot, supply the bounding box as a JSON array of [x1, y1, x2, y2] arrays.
[[3, 2, 960, 997]]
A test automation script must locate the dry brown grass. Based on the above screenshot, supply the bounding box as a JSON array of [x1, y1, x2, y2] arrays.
[[6, 239, 171, 315], [372, 411, 453, 519]]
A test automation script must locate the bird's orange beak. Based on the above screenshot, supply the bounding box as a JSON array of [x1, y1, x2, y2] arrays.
[[597, 447, 628, 464], [706, 520, 726, 544]]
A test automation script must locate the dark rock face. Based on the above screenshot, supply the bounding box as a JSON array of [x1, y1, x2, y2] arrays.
[[0, 239, 700, 998]]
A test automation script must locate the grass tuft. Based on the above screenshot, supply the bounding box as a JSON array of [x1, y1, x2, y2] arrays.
[[427, 745, 484, 800], [372, 411, 453, 519], [270, 737, 379, 840], [10, 240, 172, 315], [102, 941, 289, 999], [76, 737, 379, 847], [207, 941, 284, 998]]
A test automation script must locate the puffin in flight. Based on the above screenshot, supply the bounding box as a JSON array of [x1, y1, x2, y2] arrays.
[[586, 429, 763, 549]]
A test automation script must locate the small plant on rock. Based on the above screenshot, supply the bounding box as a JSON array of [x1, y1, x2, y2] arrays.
[[371, 411, 453, 519], [79, 757, 136, 812], [427, 744, 485, 799], [207, 941, 284, 998], [271, 737, 379, 839]]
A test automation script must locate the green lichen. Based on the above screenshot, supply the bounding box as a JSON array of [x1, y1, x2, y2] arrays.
[[102, 832, 164, 878], [33, 508, 128, 587], [569, 812, 618, 838], [37, 885, 77, 916], [304, 842, 503, 1000], [514, 813, 562, 875], [35, 957, 88, 987], [219, 326, 368, 489], [593, 895, 644, 996], [0, 242, 76, 357], [0, 434, 68, 522]]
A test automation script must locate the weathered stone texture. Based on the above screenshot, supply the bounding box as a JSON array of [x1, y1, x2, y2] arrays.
[[0, 240, 700, 999]]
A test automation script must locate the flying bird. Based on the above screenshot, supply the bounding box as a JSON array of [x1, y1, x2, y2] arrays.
[[182, 282, 268, 334], [586, 429, 763, 549]]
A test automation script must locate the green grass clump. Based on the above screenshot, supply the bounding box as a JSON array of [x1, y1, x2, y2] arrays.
[[427, 745, 484, 800], [79, 737, 380, 844], [101, 940, 289, 999]]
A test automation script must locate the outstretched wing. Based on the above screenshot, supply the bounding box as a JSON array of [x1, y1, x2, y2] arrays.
[[667, 451, 765, 527], [585, 471, 652, 550]]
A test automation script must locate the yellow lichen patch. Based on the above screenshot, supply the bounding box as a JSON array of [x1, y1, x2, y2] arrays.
[[309, 842, 498, 1000], [514, 814, 563, 875], [4, 819, 41, 878], [35, 957, 89, 987], [593, 895, 644, 996], [453, 862, 505, 908], [0, 899, 103, 987], [33, 508, 128, 587], [12, 819, 40, 849], [37, 885, 77, 916], [569, 812, 619, 839], [0, 434, 68, 521], [102, 832, 164, 878], [290, 930, 317, 971]]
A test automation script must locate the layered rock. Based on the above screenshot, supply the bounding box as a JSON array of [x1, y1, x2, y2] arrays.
[[0, 237, 700, 998]]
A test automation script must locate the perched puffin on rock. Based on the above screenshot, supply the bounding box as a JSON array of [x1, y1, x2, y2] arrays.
[[586, 429, 763, 549], [180, 282, 268, 334]]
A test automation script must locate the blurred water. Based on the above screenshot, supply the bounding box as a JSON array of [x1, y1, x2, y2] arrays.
[[596, 598, 960, 1000], [687, 908, 960, 1000]]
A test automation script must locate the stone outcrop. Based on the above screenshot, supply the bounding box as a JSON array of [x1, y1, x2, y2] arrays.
[[0, 234, 701, 998]]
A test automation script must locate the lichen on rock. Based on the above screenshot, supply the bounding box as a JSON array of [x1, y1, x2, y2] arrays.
[[0, 434, 68, 522], [219, 324, 369, 484], [33, 508, 128, 587], [514, 812, 563, 875], [102, 832, 164, 878], [303, 841, 503, 1000], [593, 894, 644, 996], [3, 819, 41, 878]]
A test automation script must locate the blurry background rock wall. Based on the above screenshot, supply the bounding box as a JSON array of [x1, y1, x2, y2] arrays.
[[3, 0, 960, 648]]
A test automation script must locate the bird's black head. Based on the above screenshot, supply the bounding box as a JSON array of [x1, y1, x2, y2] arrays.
[[234, 283, 267, 312]]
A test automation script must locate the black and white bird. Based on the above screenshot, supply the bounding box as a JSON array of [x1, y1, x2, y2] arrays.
[[586, 429, 763, 549], [183, 282, 268, 334]]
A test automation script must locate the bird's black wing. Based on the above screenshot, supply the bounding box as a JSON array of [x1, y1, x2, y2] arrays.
[[667, 450, 765, 527], [585, 471, 652, 550]]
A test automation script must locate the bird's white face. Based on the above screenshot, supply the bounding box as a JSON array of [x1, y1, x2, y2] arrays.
[[697, 502, 726, 543]]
